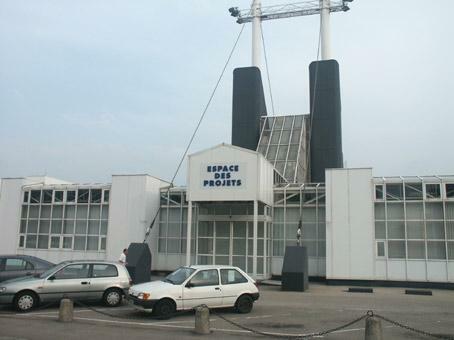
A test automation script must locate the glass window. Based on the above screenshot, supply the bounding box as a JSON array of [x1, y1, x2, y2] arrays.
[[63, 237, 73, 249], [387, 221, 405, 239], [40, 206, 51, 219], [407, 241, 426, 259], [76, 206, 88, 219], [287, 144, 299, 161], [27, 220, 38, 234], [283, 116, 293, 129], [5, 259, 27, 271], [375, 222, 386, 239], [189, 269, 219, 287], [293, 115, 303, 128], [425, 184, 441, 199], [374, 203, 385, 220], [63, 220, 74, 234], [386, 183, 403, 200], [19, 236, 25, 248], [446, 184, 454, 198], [406, 202, 424, 220], [73, 236, 86, 250], [101, 206, 109, 219], [39, 220, 50, 234], [274, 116, 284, 129], [86, 236, 99, 250], [427, 241, 446, 259], [65, 206, 76, 219], [23, 191, 29, 203], [220, 269, 248, 285], [425, 202, 444, 220], [426, 221, 445, 239], [267, 145, 278, 160], [43, 190, 53, 203], [30, 190, 41, 203], [280, 130, 291, 144], [375, 185, 384, 200], [51, 220, 62, 234], [26, 235, 37, 248], [405, 183, 423, 200], [103, 190, 110, 203], [89, 206, 101, 219], [290, 129, 301, 144], [54, 191, 64, 203], [90, 189, 102, 203], [38, 235, 49, 249], [67, 190, 76, 203], [92, 264, 118, 278], [387, 203, 404, 220], [77, 189, 89, 203], [20, 219, 27, 233], [276, 145, 288, 160], [100, 237, 106, 250], [50, 236, 60, 249], [52, 206, 63, 219], [376, 241, 385, 257], [388, 241, 406, 258], [407, 221, 424, 239], [54, 264, 89, 279]]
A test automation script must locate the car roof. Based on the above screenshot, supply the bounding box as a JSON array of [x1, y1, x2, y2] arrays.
[[57, 260, 121, 266], [189, 265, 240, 270], [0, 255, 54, 265]]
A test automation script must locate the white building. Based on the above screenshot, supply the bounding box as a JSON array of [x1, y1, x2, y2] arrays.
[[1, 144, 453, 287]]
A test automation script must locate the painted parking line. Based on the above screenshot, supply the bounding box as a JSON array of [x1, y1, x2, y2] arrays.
[[15, 306, 136, 316]]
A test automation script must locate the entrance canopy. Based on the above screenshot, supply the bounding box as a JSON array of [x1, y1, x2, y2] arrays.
[[187, 143, 274, 206]]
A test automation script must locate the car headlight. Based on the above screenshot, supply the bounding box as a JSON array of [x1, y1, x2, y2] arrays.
[[137, 292, 150, 300], [0, 287, 6, 293]]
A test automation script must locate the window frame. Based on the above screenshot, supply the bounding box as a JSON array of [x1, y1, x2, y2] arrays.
[[187, 269, 220, 287], [220, 269, 248, 285]]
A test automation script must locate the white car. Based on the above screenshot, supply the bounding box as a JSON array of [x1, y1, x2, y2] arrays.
[[127, 265, 259, 317]]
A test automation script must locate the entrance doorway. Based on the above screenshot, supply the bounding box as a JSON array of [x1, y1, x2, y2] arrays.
[[196, 220, 268, 277]]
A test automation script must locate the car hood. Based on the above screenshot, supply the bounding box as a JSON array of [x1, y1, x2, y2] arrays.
[[1, 276, 43, 286], [129, 280, 176, 295]]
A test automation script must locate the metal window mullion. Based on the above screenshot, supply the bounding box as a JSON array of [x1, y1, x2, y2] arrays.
[[443, 195, 449, 278], [422, 191, 429, 280], [294, 118, 306, 183], [265, 117, 276, 159], [402, 180, 409, 280], [282, 116, 295, 179]]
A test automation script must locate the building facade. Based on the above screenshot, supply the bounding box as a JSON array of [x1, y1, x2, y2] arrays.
[[1, 147, 453, 286]]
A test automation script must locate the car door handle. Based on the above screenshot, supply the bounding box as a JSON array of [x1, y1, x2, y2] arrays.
[[81, 281, 90, 285], [215, 287, 220, 290]]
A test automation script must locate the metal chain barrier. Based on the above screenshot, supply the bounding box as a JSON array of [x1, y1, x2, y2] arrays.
[[210, 307, 367, 339], [370, 311, 454, 340]]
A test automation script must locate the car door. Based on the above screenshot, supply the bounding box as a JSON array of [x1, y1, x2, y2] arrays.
[[89, 264, 120, 300], [40, 263, 91, 301], [182, 269, 222, 310], [219, 268, 250, 307]]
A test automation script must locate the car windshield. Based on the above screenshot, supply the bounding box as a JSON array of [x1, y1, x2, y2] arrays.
[[39, 262, 68, 279], [163, 267, 195, 285]]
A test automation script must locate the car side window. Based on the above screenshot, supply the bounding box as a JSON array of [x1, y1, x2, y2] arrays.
[[53, 264, 90, 279], [92, 264, 118, 278], [4, 259, 27, 271], [189, 269, 219, 287], [220, 269, 248, 285], [25, 261, 34, 270]]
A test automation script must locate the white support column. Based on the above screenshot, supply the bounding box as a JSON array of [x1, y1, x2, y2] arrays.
[[251, 0, 262, 68], [320, 0, 331, 60], [253, 200, 258, 278], [186, 200, 193, 266]]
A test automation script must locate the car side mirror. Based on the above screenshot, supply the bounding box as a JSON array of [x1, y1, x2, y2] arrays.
[[186, 282, 194, 288], [48, 275, 56, 281]]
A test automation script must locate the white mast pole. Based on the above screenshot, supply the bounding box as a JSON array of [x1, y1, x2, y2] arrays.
[[320, 0, 331, 60], [251, 0, 262, 68]]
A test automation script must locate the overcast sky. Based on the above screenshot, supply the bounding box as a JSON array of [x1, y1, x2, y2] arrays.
[[1, 0, 453, 185]]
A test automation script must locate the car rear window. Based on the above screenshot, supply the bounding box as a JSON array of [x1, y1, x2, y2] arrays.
[[4, 259, 33, 271], [220, 269, 248, 285], [92, 264, 118, 278]]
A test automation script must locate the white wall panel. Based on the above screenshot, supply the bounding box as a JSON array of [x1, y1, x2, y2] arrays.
[[447, 263, 454, 282], [375, 260, 387, 279], [387, 261, 406, 281], [0, 179, 23, 254], [406, 261, 427, 281], [326, 168, 375, 280], [426, 262, 448, 282]]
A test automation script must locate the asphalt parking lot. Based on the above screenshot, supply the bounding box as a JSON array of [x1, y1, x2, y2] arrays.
[[0, 282, 453, 340]]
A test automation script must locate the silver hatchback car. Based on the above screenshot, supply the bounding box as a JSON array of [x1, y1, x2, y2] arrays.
[[0, 260, 131, 312]]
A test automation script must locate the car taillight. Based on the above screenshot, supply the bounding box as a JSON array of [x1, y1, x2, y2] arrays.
[[129, 279, 133, 286]]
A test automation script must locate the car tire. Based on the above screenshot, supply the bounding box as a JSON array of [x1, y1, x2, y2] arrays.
[[103, 288, 123, 307], [235, 294, 253, 314], [153, 299, 176, 319], [14, 291, 38, 312]]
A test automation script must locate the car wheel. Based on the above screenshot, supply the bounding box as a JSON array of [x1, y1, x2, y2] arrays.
[[235, 294, 253, 314], [14, 291, 38, 312], [154, 299, 175, 319], [103, 288, 123, 307]]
